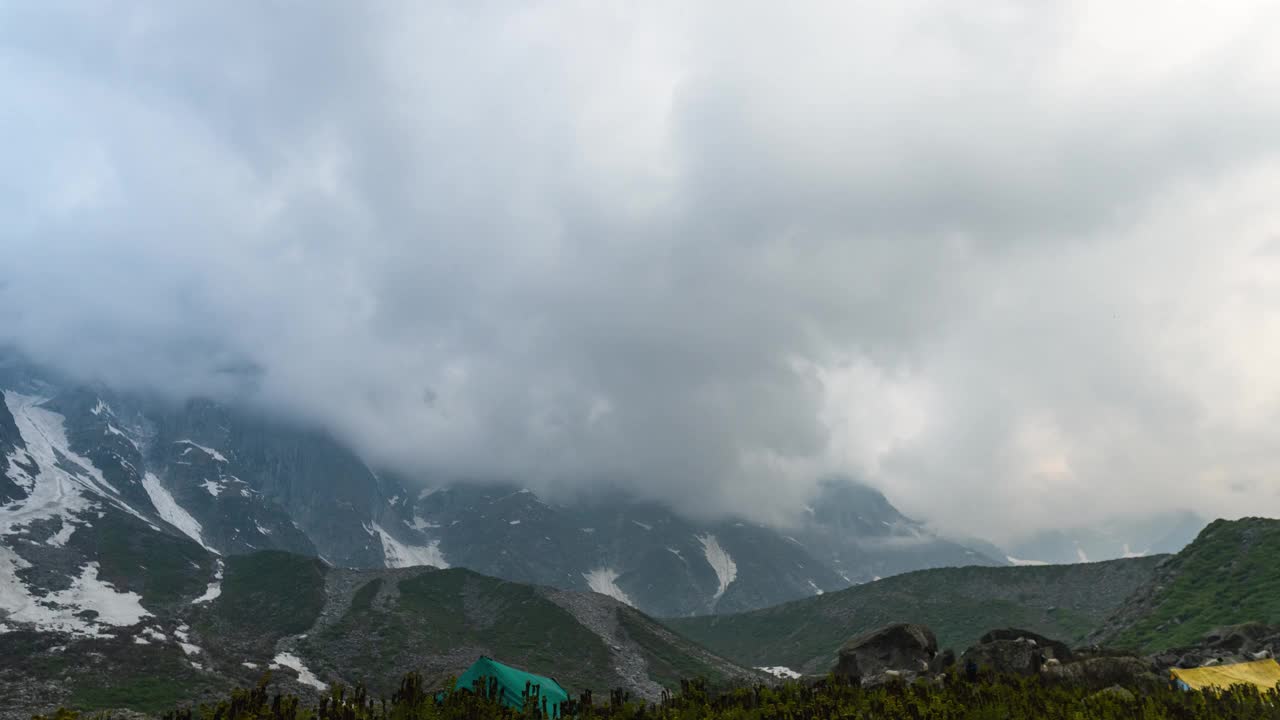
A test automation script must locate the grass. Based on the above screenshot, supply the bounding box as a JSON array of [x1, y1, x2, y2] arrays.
[[50, 668, 1280, 720], [199, 551, 328, 655], [616, 611, 729, 689], [309, 568, 614, 695], [75, 510, 213, 606], [1110, 518, 1280, 651], [69, 673, 204, 715], [667, 556, 1164, 673]]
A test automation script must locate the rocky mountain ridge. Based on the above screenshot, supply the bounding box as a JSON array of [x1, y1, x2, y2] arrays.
[[0, 354, 1003, 619]]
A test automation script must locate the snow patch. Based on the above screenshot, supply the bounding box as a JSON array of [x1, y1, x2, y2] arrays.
[[90, 399, 111, 416], [142, 473, 217, 554], [807, 579, 824, 596], [696, 534, 738, 601], [0, 558, 150, 636], [582, 568, 634, 607], [405, 515, 439, 530], [757, 666, 802, 679], [104, 424, 132, 443], [1006, 555, 1049, 566], [46, 520, 77, 547], [1121, 543, 1147, 559], [192, 561, 223, 604], [372, 522, 448, 568], [174, 623, 203, 656], [175, 440, 228, 463], [254, 521, 272, 536], [632, 520, 652, 531], [508, 520, 521, 525], [1075, 546, 1090, 563], [201, 480, 224, 497], [272, 652, 327, 690]]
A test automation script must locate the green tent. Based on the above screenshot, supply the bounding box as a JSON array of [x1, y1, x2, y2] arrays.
[[454, 656, 570, 716]]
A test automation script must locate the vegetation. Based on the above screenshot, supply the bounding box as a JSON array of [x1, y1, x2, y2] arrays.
[[304, 568, 614, 695], [204, 551, 328, 651], [616, 611, 731, 689], [1108, 518, 1280, 651], [668, 557, 1162, 673], [37, 670, 1280, 720], [75, 511, 214, 606]]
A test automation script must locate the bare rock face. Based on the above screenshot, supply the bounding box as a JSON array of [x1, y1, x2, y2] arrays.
[[834, 623, 938, 680]]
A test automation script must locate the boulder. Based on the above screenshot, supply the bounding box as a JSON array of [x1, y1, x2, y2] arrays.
[[1043, 656, 1158, 689], [961, 638, 1042, 675], [978, 628, 1073, 661], [834, 624, 938, 680], [1202, 623, 1275, 652], [929, 648, 956, 674]]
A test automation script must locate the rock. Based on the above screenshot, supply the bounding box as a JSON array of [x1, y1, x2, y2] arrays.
[[962, 638, 1042, 675], [861, 670, 912, 689], [978, 628, 1073, 661], [1202, 623, 1275, 652], [834, 623, 938, 680], [1043, 656, 1157, 689], [929, 648, 956, 674]]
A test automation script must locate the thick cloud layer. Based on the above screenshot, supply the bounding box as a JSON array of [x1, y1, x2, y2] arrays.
[[3, 2, 1280, 541]]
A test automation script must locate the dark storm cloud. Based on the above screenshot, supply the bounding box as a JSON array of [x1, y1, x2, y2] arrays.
[[3, 2, 1280, 540]]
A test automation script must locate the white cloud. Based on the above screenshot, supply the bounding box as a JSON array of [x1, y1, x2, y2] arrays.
[[2, 2, 1280, 541]]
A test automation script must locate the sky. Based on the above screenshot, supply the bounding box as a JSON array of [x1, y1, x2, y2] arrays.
[[3, 2, 1280, 543]]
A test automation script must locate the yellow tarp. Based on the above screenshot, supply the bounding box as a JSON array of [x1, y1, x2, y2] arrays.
[[1171, 658, 1280, 692]]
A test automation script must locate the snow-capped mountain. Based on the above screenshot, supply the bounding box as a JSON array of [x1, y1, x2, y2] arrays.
[[0, 354, 1001, 624]]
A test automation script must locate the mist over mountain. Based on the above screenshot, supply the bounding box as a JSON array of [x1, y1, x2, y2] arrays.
[[0, 354, 1017, 623], [5, 2, 1280, 543]]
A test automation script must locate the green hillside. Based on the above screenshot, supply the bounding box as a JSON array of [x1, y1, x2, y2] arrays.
[[1095, 517, 1280, 651], [667, 557, 1163, 674], [177, 554, 757, 701]]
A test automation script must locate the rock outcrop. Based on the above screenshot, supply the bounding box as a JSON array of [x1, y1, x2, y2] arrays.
[[834, 623, 938, 680], [961, 628, 1070, 675]]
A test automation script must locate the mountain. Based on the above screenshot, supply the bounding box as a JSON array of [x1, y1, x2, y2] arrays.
[[666, 556, 1165, 675], [0, 544, 760, 718], [787, 478, 996, 583], [0, 354, 1001, 619], [1088, 517, 1280, 652], [1004, 512, 1206, 566]]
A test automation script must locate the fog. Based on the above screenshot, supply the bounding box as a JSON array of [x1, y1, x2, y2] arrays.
[[3, 2, 1280, 542]]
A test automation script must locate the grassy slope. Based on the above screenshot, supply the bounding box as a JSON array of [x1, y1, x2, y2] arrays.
[[667, 557, 1163, 674], [305, 568, 615, 695], [199, 550, 329, 657], [1103, 518, 1280, 651], [614, 606, 758, 689]]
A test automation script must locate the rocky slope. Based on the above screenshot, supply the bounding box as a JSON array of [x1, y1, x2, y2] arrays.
[[666, 556, 1165, 675]]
